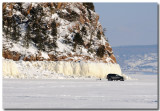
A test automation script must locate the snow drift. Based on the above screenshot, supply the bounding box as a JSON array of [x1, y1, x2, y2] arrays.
[[3, 59, 122, 79]]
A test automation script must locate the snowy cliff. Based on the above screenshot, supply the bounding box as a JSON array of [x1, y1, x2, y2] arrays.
[[3, 2, 116, 63], [3, 3, 122, 79]]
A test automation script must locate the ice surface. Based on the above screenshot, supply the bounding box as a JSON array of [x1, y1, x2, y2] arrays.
[[3, 59, 122, 79], [3, 73, 157, 109], [2, 59, 19, 78]]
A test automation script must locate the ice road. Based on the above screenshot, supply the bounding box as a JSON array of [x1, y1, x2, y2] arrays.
[[3, 74, 157, 109]]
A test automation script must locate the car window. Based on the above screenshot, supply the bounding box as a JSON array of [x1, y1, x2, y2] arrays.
[[108, 74, 116, 76]]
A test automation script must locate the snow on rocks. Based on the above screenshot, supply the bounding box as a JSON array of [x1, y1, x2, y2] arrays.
[[3, 3, 117, 63]]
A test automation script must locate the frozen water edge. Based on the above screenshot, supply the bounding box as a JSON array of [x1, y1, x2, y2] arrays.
[[3, 59, 122, 79], [3, 74, 157, 109]]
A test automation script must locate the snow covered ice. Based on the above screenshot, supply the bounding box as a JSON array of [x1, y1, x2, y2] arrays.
[[3, 59, 158, 109], [3, 74, 157, 109], [2, 58, 157, 109]]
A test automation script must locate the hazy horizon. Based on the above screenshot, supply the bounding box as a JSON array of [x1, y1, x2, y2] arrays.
[[112, 44, 157, 47]]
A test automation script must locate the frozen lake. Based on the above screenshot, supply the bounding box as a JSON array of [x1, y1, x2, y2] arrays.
[[3, 74, 158, 109]]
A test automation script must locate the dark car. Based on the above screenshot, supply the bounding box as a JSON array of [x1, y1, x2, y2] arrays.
[[107, 74, 124, 81]]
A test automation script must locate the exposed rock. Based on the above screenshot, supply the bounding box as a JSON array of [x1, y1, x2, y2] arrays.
[[3, 50, 20, 61], [83, 3, 95, 11], [3, 2, 117, 63], [110, 54, 117, 63], [48, 54, 57, 61]]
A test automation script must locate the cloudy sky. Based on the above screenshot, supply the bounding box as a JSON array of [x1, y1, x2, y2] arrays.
[[94, 3, 157, 47]]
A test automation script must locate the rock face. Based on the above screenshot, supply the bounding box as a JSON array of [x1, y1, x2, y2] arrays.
[[3, 2, 116, 63]]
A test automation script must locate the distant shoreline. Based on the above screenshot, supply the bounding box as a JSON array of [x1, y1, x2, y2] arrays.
[[112, 44, 157, 48]]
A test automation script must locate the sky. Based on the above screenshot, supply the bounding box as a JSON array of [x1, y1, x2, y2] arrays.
[[94, 3, 158, 47]]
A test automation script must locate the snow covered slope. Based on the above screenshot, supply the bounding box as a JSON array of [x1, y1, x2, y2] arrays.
[[3, 3, 116, 63]]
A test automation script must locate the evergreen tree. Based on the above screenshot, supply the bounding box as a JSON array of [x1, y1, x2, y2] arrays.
[[97, 30, 101, 40], [49, 20, 58, 50], [11, 16, 21, 41], [81, 26, 87, 36], [24, 24, 31, 48], [51, 21, 57, 37], [29, 4, 47, 51], [6, 17, 12, 38], [96, 45, 105, 58], [73, 33, 84, 51]]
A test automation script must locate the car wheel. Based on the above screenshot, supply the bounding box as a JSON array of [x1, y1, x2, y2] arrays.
[[120, 78, 124, 81], [108, 78, 112, 81]]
